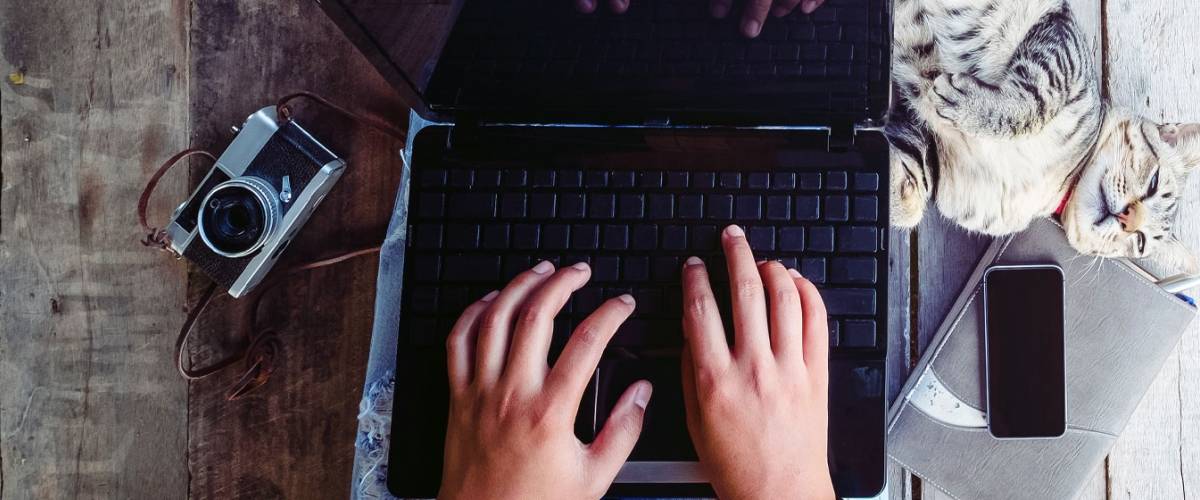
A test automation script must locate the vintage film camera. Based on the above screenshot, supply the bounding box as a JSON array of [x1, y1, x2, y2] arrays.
[[165, 106, 346, 297]]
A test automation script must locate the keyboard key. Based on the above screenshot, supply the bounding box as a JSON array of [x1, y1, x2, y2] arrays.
[[842, 320, 876, 347], [603, 225, 630, 250], [693, 172, 716, 189], [719, 172, 741, 189], [809, 226, 834, 252], [531, 169, 556, 187], [651, 257, 681, 283], [708, 194, 733, 220], [449, 169, 473, 187], [512, 224, 540, 249], [572, 224, 599, 250], [779, 227, 805, 251], [772, 172, 796, 190], [666, 171, 689, 188], [640, 171, 664, 188], [560, 193, 586, 219], [415, 224, 442, 249], [590, 194, 616, 218], [420, 168, 447, 187], [592, 256, 620, 282], [829, 320, 840, 347], [412, 254, 440, 282], [827, 171, 848, 190], [500, 193, 527, 218], [475, 170, 500, 188], [443, 255, 501, 281], [747, 227, 775, 250], [795, 195, 820, 220], [502, 255, 530, 280], [854, 172, 880, 191], [647, 194, 674, 219], [585, 171, 609, 187], [611, 170, 636, 187], [663, 225, 688, 251], [409, 286, 438, 314], [690, 225, 719, 251], [678, 195, 703, 219], [853, 196, 878, 222], [482, 224, 509, 249], [824, 195, 849, 222], [446, 224, 480, 249], [448, 193, 497, 218], [632, 224, 658, 250], [766, 195, 791, 221], [837, 226, 878, 252], [624, 256, 650, 281], [801, 257, 826, 283], [619, 194, 645, 218], [544, 224, 570, 250], [503, 168, 528, 187], [530, 193, 557, 218], [747, 172, 770, 189], [830, 257, 877, 284], [416, 193, 445, 218], [575, 286, 606, 311], [819, 288, 876, 315], [799, 173, 822, 190], [558, 169, 583, 187], [735, 195, 762, 220]]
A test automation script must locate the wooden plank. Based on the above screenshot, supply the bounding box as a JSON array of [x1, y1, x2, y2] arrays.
[[887, 227, 913, 500], [1104, 0, 1200, 498], [183, 0, 407, 498], [0, 0, 189, 498]]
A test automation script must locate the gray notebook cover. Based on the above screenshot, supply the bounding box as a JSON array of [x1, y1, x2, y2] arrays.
[[887, 218, 1197, 500]]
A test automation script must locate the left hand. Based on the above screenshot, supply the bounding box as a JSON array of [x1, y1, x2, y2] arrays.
[[574, 0, 827, 38], [438, 260, 653, 500]]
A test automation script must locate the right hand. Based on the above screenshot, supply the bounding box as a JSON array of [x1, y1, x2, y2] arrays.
[[574, 0, 827, 38], [679, 225, 835, 500]]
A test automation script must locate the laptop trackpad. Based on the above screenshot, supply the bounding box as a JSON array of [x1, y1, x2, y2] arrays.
[[596, 355, 697, 461]]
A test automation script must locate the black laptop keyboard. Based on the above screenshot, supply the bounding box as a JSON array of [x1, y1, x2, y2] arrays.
[[402, 164, 886, 353]]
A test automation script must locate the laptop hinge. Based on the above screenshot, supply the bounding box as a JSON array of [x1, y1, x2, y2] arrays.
[[829, 125, 856, 151]]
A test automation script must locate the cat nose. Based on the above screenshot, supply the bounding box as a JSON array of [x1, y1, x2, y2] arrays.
[[1116, 204, 1143, 232]]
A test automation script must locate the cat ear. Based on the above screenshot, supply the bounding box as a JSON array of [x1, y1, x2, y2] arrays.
[[1159, 123, 1200, 170], [1154, 236, 1200, 276]]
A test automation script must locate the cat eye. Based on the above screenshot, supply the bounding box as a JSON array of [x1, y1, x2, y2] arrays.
[[1136, 232, 1147, 254], [1148, 168, 1160, 196]]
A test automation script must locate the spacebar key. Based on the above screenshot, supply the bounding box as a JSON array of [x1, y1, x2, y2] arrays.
[[819, 288, 876, 316], [442, 255, 501, 282]]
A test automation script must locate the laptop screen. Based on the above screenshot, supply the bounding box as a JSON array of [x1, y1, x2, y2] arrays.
[[322, 0, 890, 126]]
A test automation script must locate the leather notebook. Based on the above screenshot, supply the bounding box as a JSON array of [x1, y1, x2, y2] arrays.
[[887, 218, 1197, 500]]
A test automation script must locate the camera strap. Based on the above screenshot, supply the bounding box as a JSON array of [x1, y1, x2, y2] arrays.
[[138, 91, 404, 400]]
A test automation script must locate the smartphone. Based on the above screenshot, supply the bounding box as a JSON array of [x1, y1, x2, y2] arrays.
[[982, 264, 1067, 439]]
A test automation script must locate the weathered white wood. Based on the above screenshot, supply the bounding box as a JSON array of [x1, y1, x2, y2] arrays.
[[887, 226, 913, 500], [1105, 0, 1200, 498]]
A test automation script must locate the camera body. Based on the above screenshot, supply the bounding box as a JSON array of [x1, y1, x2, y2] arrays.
[[167, 106, 346, 298]]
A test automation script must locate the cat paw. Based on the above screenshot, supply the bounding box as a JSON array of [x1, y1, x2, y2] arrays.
[[929, 73, 974, 128], [889, 158, 928, 228]]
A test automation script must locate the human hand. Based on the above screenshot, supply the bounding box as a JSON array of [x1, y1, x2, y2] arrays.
[[439, 260, 652, 500], [680, 225, 834, 500], [574, 0, 827, 38]]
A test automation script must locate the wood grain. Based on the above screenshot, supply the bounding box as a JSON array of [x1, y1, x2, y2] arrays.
[[1104, 1, 1200, 498], [0, 0, 189, 498], [183, 1, 406, 498]]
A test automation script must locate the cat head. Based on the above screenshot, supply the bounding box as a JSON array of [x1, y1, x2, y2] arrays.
[[1062, 113, 1199, 274]]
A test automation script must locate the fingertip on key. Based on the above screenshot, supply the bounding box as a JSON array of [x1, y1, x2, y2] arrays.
[[723, 224, 745, 238], [685, 256, 704, 267]]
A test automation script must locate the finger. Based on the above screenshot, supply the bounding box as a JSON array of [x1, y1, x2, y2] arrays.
[[680, 344, 702, 439], [770, 0, 803, 17], [588, 380, 652, 481], [505, 262, 591, 386], [794, 273, 830, 375], [740, 0, 772, 37], [722, 225, 771, 361], [681, 256, 731, 368], [447, 290, 499, 394], [609, 0, 629, 14], [544, 295, 636, 405], [759, 261, 803, 359], [576, 0, 597, 14], [475, 260, 556, 387], [800, 0, 826, 14], [709, 0, 732, 18]]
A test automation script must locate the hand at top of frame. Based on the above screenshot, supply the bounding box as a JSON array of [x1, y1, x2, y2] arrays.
[[438, 260, 651, 500], [679, 224, 835, 500], [575, 0, 827, 38]]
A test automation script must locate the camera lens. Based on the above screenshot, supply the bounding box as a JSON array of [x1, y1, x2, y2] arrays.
[[198, 178, 279, 257]]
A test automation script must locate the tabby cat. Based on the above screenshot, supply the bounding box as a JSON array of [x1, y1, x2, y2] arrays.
[[886, 0, 1200, 273]]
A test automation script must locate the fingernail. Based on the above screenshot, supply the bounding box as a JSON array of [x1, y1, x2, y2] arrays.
[[618, 294, 636, 305], [802, 0, 819, 14], [743, 19, 761, 38], [788, 268, 802, 278], [711, 3, 729, 18], [634, 382, 652, 410], [724, 224, 745, 238], [572, 261, 590, 271], [685, 256, 704, 266], [481, 290, 500, 302], [532, 260, 554, 274], [578, 0, 595, 11]]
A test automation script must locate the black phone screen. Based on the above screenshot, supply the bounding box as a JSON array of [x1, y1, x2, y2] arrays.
[[984, 266, 1066, 439]]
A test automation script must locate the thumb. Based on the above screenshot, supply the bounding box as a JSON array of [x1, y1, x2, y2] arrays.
[[588, 380, 653, 481]]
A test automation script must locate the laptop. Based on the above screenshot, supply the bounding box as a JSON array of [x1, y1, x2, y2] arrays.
[[319, 0, 891, 497]]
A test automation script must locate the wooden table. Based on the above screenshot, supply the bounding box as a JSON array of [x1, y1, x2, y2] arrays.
[[2, 0, 1197, 498]]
